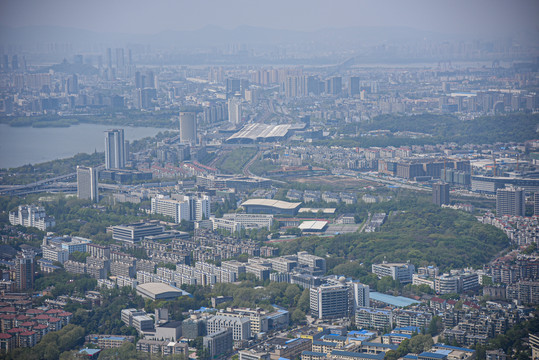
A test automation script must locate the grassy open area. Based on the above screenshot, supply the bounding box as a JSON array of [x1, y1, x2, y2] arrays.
[[214, 147, 258, 174]]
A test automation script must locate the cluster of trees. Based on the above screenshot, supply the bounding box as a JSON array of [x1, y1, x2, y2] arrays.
[[309, 112, 538, 148], [363, 112, 538, 145], [277, 205, 508, 273], [0, 152, 103, 184], [35, 195, 168, 243], [209, 281, 310, 325], [384, 334, 434, 360], [34, 270, 97, 299], [0, 324, 85, 360]]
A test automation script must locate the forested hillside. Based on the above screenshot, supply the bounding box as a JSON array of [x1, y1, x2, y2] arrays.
[[277, 206, 509, 272]]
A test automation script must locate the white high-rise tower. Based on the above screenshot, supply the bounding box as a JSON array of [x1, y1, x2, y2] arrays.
[[105, 129, 126, 169]]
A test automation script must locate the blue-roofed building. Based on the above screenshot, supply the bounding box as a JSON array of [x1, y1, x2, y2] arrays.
[[330, 350, 385, 360], [393, 326, 421, 335], [360, 342, 398, 354], [321, 334, 348, 345], [404, 355, 418, 360], [301, 351, 327, 360], [418, 345, 475, 360], [382, 332, 412, 345], [432, 344, 475, 353], [347, 329, 376, 342], [418, 351, 448, 360], [79, 348, 101, 359], [96, 335, 135, 348], [312, 340, 339, 354], [369, 292, 421, 308]]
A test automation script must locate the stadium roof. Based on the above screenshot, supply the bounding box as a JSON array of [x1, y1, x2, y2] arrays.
[[241, 199, 301, 210], [227, 123, 293, 142]]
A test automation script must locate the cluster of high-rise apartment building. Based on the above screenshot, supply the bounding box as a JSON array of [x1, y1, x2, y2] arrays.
[[8, 205, 55, 231]]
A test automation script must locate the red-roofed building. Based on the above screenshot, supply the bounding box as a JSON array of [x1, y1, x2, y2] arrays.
[[15, 315, 30, 326], [45, 309, 63, 315], [0, 307, 17, 315], [19, 330, 36, 348], [0, 314, 16, 333], [13, 300, 32, 310], [47, 317, 62, 331], [34, 314, 50, 325], [429, 297, 446, 310], [7, 328, 24, 346], [19, 321, 35, 330], [0, 333, 14, 353], [58, 312, 73, 326], [447, 299, 458, 309], [33, 324, 48, 342], [25, 309, 44, 317], [462, 301, 480, 310]]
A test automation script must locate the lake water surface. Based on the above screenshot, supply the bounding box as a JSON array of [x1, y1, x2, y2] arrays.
[[0, 123, 170, 169]]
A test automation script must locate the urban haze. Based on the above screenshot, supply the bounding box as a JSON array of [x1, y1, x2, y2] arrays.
[[0, 1, 538, 360]]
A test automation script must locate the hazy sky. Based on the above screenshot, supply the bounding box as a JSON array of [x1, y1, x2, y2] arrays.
[[1, 0, 538, 35]]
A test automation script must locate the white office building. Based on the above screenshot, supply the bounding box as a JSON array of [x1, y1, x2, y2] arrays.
[[228, 98, 242, 125], [372, 262, 415, 284], [77, 166, 99, 202], [151, 195, 210, 223], [206, 315, 251, 341], [310, 284, 350, 320], [151, 196, 191, 223]]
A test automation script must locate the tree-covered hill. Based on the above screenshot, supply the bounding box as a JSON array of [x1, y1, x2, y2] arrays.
[[277, 205, 509, 272], [361, 112, 538, 145]]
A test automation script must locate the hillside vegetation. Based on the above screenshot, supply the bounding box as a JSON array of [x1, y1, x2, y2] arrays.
[[361, 113, 539, 145], [277, 205, 509, 272]]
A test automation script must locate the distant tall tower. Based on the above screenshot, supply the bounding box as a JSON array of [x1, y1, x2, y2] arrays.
[[228, 98, 242, 125], [77, 166, 99, 202], [226, 78, 241, 98], [349, 76, 360, 96], [105, 129, 126, 169], [106, 48, 112, 69], [496, 187, 525, 216], [115, 48, 125, 68], [329, 76, 342, 95], [179, 112, 197, 145], [15, 250, 35, 291], [432, 182, 450, 206]]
